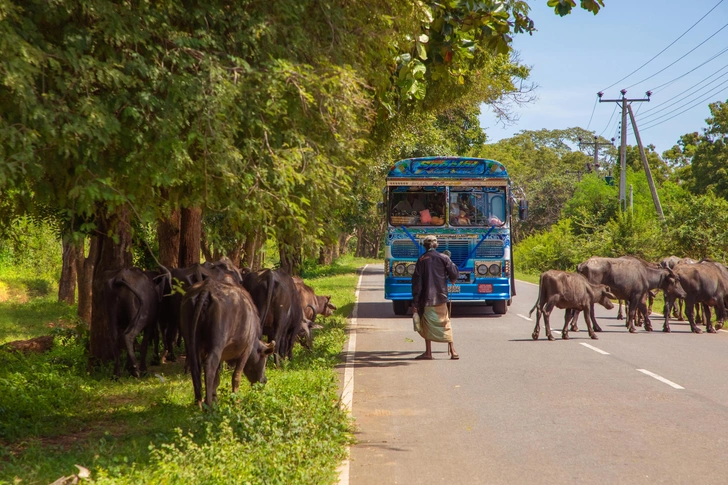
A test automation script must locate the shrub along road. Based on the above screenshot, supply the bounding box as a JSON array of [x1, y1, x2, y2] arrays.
[[342, 266, 728, 484]]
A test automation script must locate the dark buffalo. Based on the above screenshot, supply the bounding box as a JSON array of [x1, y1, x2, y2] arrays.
[[660, 256, 698, 321], [202, 256, 244, 285], [243, 269, 310, 360], [292, 276, 337, 322], [529, 270, 615, 341], [667, 262, 727, 333], [102, 267, 161, 377], [180, 276, 275, 408], [577, 256, 682, 333]]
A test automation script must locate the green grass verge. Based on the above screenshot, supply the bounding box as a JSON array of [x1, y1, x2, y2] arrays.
[[0, 256, 375, 484]]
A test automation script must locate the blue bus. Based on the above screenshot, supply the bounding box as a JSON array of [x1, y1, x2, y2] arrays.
[[384, 157, 527, 316]]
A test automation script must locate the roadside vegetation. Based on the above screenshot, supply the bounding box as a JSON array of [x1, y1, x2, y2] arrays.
[[0, 237, 376, 484]]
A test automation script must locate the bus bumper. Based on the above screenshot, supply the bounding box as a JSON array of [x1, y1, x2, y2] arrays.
[[385, 278, 511, 301]]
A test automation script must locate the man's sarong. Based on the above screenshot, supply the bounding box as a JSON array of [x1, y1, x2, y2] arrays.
[[417, 303, 452, 343]]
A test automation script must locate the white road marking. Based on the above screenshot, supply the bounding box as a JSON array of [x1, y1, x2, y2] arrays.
[[720, 329, 728, 334], [517, 313, 533, 321], [580, 343, 610, 355], [636, 369, 685, 390], [337, 264, 367, 485], [516, 279, 539, 286]]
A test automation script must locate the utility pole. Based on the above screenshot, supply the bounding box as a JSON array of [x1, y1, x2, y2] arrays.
[[627, 103, 665, 223], [578, 135, 615, 172], [598, 89, 651, 211]]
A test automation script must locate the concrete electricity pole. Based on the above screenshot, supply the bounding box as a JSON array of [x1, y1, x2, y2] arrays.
[[627, 103, 665, 223], [598, 89, 651, 211], [578, 135, 615, 173]]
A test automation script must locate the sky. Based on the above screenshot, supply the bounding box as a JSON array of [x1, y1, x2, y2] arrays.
[[478, 0, 728, 156]]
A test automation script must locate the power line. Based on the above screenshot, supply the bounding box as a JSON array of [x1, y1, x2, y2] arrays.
[[649, 46, 728, 93], [600, 0, 725, 92], [599, 104, 618, 137], [638, 64, 728, 120], [625, 21, 728, 90], [640, 77, 728, 125], [640, 83, 728, 132], [586, 95, 598, 130]]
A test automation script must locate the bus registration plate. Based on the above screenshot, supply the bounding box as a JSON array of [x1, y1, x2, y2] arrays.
[[478, 284, 493, 293]]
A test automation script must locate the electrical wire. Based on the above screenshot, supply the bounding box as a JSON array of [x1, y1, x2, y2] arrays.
[[600, 0, 725, 92], [625, 21, 728, 90], [586, 95, 598, 130], [599, 104, 618, 137], [638, 64, 728, 120], [640, 83, 728, 132], [649, 46, 728, 93], [639, 77, 728, 125]]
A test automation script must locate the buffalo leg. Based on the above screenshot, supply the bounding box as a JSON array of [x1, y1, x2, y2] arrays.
[[531, 307, 542, 340], [677, 299, 685, 321], [138, 325, 154, 374], [123, 328, 142, 377], [640, 299, 653, 332], [663, 299, 672, 333], [569, 309, 579, 332], [704, 305, 716, 333], [586, 305, 598, 339], [561, 310, 572, 340], [626, 300, 638, 333], [543, 302, 555, 341], [617, 300, 624, 320], [685, 299, 703, 334], [204, 351, 223, 407]]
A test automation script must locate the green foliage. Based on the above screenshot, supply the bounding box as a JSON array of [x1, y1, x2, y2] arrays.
[[562, 173, 619, 235], [687, 100, 728, 199], [0, 216, 63, 281], [515, 218, 585, 272], [662, 187, 728, 260]]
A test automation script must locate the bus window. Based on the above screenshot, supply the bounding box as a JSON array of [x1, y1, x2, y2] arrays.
[[449, 188, 506, 226], [389, 188, 446, 226]]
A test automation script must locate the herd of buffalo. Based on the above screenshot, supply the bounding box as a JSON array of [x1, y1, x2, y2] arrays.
[[530, 256, 728, 342], [101, 257, 336, 407]]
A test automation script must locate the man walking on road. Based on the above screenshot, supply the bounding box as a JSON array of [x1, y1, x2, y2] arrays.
[[412, 235, 460, 360]]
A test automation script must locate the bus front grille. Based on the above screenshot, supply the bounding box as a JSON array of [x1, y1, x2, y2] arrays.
[[392, 239, 419, 258], [475, 239, 504, 258], [435, 240, 470, 266]]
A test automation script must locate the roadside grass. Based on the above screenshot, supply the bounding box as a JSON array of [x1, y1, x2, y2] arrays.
[[0, 257, 373, 484]]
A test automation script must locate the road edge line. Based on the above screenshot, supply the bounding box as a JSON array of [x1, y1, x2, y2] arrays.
[[337, 264, 367, 485]]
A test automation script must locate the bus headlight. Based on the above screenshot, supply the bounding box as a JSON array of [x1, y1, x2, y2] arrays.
[[488, 263, 501, 276], [407, 263, 416, 275], [394, 263, 406, 276], [476, 263, 488, 276]]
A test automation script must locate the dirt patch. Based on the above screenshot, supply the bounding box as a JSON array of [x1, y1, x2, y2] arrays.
[[3, 335, 54, 354]]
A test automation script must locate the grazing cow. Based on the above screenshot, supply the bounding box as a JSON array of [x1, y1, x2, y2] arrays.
[[243, 269, 310, 361], [667, 262, 727, 333], [180, 277, 275, 408], [660, 256, 698, 321], [577, 256, 682, 333], [102, 268, 160, 377], [529, 270, 616, 341], [292, 276, 337, 322]]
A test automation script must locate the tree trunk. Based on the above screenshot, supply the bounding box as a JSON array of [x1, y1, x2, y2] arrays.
[[179, 206, 202, 267], [339, 233, 350, 256], [241, 231, 256, 270], [158, 208, 180, 268], [279, 242, 302, 276], [76, 236, 98, 325], [90, 206, 133, 366], [58, 237, 78, 304], [226, 244, 243, 267], [252, 232, 264, 270]]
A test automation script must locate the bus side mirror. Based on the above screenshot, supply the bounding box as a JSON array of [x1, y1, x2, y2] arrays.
[[518, 199, 528, 221]]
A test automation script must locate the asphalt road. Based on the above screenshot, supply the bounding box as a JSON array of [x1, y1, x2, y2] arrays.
[[341, 265, 728, 485]]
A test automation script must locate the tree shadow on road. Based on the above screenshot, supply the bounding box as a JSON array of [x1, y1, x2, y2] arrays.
[[342, 350, 418, 368]]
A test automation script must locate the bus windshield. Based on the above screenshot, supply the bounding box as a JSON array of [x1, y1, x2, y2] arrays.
[[449, 187, 506, 226], [389, 187, 446, 226]]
